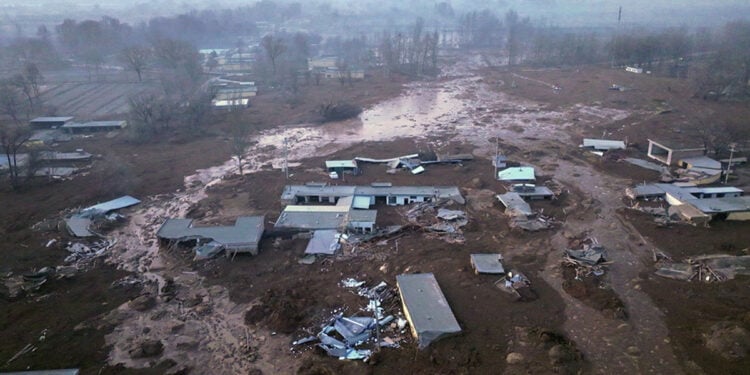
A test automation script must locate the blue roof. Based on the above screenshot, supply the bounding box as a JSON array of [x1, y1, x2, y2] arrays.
[[80, 196, 141, 217]]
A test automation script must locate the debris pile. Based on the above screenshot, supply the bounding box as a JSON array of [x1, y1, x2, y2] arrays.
[[495, 192, 556, 231], [405, 201, 467, 243], [655, 254, 750, 283], [65, 239, 116, 264], [1, 266, 78, 300], [495, 270, 533, 301], [292, 278, 407, 361], [563, 238, 611, 279]]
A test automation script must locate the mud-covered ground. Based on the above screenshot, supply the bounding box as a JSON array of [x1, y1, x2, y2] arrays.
[[2, 51, 750, 374]]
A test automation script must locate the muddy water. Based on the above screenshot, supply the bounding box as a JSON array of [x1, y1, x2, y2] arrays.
[[104, 54, 677, 373]]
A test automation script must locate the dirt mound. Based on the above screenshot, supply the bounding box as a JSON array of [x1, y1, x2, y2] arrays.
[[561, 265, 627, 320], [705, 322, 750, 360], [245, 288, 319, 334]]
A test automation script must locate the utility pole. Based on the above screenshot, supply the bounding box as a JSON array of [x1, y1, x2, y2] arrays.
[[494, 137, 500, 180], [283, 137, 289, 179], [724, 143, 736, 184]]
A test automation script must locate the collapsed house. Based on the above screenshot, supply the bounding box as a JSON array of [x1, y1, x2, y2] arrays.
[[656, 254, 750, 283], [396, 273, 461, 349], [496, 192, 553, 231], [647, 139, 706, 166], [510, 183, 554, 200], [65, 196, 141, 237], [156, 216, 265, 258], [626, 183, 750, 222]]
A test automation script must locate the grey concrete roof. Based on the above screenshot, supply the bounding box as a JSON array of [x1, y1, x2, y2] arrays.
[[281, 184, 465, 204], [397, 273, 461, 349], [274, 210, 347, 230], [304, 230, 340, 255], [470, 254, 505, 274], [157, 216, 264, 246], [496, 192, 533, 216], [30, 116, 74, 123], [348, 209, 377, 222], [687, 196, 750, 213]]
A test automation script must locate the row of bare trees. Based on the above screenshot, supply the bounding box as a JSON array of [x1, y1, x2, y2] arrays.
[[380, 18, 440, 76]]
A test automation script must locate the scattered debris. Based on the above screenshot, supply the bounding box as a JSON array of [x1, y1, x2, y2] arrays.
[[495, 270, 533, 301], [496, 192, 555, 231], [562, 237, 611, 278], [405, 201, 468, 242], [655, 254, 750, 283], [292, 279, 406, 360]]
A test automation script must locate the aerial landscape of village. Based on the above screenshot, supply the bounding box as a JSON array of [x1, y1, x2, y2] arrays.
[[1, 0, 750, 374]]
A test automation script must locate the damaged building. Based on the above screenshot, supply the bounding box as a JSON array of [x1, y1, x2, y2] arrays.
[[627, 183, 750, 222], [156, 216, 265, 258]]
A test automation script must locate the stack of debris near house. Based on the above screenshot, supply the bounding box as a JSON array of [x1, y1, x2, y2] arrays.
[[496, 191, 554, 231], [494, 163, 558, 231], [354, 152, 472, 175], [562, 237, 611, 279], [292, 278, 406, 360], [655, 254, 750, 283], [405, 201, 468, 243]]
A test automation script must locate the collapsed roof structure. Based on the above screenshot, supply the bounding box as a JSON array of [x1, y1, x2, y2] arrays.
[[156, 216, 265, 257], [396, 273, 461, 349], [65, 196, 141, 237], [626, 183, 750, 222]]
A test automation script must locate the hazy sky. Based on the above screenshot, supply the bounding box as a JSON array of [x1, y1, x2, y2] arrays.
[[2, 0, 749, 28]]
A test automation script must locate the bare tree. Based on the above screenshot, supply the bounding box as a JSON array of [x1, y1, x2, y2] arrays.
[[0, 86, 31, 190], [0, 122, 31, 190], [230, 120, 252, 175], [261, 35, 287, 75], [120, 46, 151, 82]]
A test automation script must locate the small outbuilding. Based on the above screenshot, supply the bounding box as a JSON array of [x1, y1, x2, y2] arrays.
[[325, 160, 360, 176]]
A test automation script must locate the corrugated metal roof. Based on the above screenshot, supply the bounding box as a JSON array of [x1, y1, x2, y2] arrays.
[[81, 196, 140, 216], [396, 273, 461, 349]]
